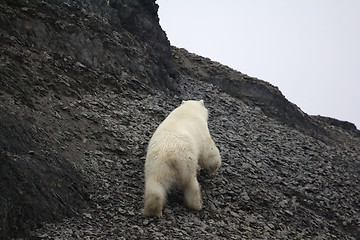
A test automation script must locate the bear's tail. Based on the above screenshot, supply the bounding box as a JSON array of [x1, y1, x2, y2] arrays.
[[143, 178, 166, 217]]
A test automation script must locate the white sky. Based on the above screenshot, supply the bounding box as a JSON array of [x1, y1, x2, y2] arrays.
[[157, 0, 360, 129]]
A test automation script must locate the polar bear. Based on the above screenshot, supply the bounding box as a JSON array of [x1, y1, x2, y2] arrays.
[[143, 100, 221, 217]]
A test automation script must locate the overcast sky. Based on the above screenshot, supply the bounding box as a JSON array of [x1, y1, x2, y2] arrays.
[[157, 0, 360, 129]]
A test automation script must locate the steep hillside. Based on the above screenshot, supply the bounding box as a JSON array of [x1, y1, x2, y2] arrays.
[[0, 0, 359, 239], [171, 47, 360, 142]]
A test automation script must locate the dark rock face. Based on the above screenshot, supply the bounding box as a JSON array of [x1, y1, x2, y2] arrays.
[[312, 115, 359, 137], [0, 110, 88, 239], [0, 0, 177, 100], [0, 0, 359, 239]]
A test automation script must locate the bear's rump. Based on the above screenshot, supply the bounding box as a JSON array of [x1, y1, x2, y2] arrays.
[[146, 146, 197, 189], [146, 130, 200, 187], [165, 153, 197, 188]]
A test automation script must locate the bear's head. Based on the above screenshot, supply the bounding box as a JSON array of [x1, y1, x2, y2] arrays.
[[181, 100, 208, 121]]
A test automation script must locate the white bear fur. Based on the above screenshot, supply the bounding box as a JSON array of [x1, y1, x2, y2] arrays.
[[143, 100, 221, 217]]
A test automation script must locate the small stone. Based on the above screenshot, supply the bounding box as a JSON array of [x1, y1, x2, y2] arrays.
[[279, 199, 288, 208], [285, 210, 293, 216], [230, 211, 240, 218], [245, 215, 257, 224], [75, 62, 86, 68], [240, 191, 250, 202]]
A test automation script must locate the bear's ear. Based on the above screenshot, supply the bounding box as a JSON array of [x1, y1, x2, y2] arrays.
[[199, 100, 204, 106], [181, 100, 186, 105]]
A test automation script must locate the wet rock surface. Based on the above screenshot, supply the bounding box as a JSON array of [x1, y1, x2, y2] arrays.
[[0, 1, 359, 239]]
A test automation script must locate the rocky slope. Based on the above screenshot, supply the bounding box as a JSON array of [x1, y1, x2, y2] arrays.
[[0, 0, 359, 239]]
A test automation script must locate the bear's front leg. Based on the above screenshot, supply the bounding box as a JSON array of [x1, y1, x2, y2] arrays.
[[184, 177, 202, 211]]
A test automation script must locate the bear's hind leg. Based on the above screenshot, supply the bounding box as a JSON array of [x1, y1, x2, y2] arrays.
[[184, 177, 202, 211], [143, 179, 166, 217]]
